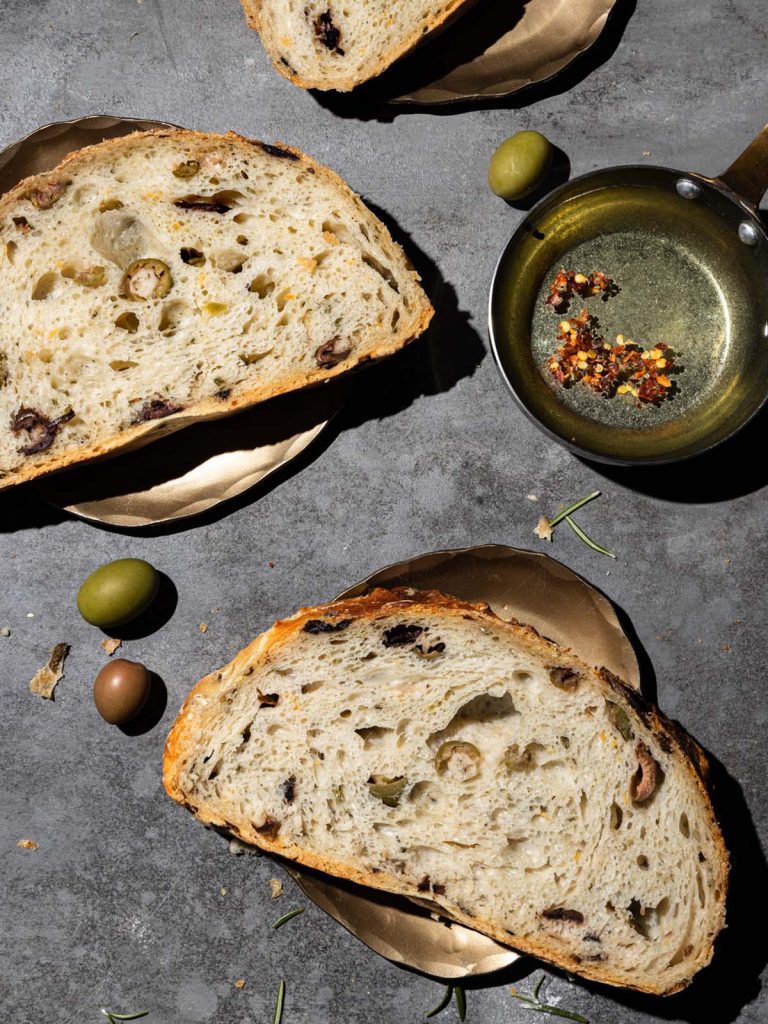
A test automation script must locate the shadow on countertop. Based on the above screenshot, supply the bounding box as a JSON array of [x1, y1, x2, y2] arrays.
[[310, 0, 637, 122], [583, 396, 768, 503], [0, 209, 484, 536]]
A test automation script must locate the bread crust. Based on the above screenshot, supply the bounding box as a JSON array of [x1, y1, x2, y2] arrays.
[[163, 587, 729, 994], [241, 0, 477, 91], [0, 129, 433, 491]]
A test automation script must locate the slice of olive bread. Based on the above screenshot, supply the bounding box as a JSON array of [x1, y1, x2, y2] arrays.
[[0, 129, 432, 490], [163, 587, 728, 995], [242, 0, 477, 91]]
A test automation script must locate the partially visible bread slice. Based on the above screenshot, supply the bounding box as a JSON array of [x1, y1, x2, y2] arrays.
[[163, 587, 728, 994], [242, 0, 477, 91], [0, 129, 432, 490]]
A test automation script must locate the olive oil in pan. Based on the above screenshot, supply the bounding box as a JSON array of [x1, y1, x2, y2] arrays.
[[528, 186, 734, 429]]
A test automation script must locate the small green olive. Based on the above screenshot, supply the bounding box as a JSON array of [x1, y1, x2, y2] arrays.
[[93, 658, 151, 724], [487, 130, 553, 201], [77, 557, 160, 628], [367, 775, 407, 807], [605, 700, 633, 741], [121, 259, 173, 301], [434, 741, 481, 781]]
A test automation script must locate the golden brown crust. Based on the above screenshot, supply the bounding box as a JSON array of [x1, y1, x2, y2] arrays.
[[0, 130, 433, 492], [163, 587, 729, 994], [240, 0, 476, 92]]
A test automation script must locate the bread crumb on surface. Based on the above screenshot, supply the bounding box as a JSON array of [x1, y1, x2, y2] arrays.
[[199, 623, 209, 634], [526, 494, 538, 502], [534, 516, 553, 541], [101, 637, 122, 656], [228, 837, 261, 856], [17, 839, 39, 850], [220, 886, 228, 896], [269, 877, 283, 899], [29, 643, 70, 699], [0, 627, 11, 637], [234, 979, 245, 990]]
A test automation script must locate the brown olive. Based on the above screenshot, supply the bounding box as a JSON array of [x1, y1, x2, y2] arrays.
[[93, 658, 150, 725], [121, 259, 173, 301]]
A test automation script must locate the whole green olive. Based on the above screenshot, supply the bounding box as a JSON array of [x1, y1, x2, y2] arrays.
[[93, 658, 151, 724], [77, 558, 160, 628], [487, 130, 553, 201]]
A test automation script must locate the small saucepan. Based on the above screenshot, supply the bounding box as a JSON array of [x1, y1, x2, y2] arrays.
[[489, 123, 768, 464]]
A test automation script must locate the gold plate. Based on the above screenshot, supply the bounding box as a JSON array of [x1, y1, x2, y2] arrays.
[[34, 385, 345, 528], [0, 116, 345, 526], [288, 545, 640, 978], [394, 0, 618, 104]]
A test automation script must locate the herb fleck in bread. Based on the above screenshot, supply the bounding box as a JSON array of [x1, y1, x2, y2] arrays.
[[163, 587, 728, 994], [242, 0, 477, 91], [0, 129, 432, 491]]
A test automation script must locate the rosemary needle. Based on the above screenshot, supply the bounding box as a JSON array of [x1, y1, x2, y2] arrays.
[[272, 907, 305, 929], [547, 491, 601, 529], [454, 985, 467, 1022], [510, 975, 590, 1023], [272, 979, 286, 1024], [101, 1012, 148, 1023], [564, 514, 616, 559], [425, 984, 453, 1018]]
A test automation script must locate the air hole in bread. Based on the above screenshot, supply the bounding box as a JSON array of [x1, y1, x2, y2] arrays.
[[31, 271, 59, 300], [6, 240, 18, 264], [679, 813, 690, 838], [610, 802, 623, 830], [637, 854, 649, 869], [355, 726, 394, 749], [158, 302, 187, 334], [362, 252, 400, 293], [109, 359, 138, 372], [233, 212, 252, 224], [249, 273, 275, 299], [115, 311, 139, 333], [339, 709, 352, 719], [301, 680, 324, 694], [213, 251, 246, 273]]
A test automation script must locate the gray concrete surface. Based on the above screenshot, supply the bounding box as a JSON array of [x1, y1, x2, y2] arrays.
[[1, 1, 767, 1022]]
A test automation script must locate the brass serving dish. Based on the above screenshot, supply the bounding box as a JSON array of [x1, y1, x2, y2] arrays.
[[489, 123, 768, 464], [287, 545, 640, 978], [390, 0, 619, 104]]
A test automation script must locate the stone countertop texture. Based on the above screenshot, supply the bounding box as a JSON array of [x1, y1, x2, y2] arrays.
[[1, 1, 767, 1022]]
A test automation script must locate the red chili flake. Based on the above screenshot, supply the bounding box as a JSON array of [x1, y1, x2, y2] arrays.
[[545, 269, 617, 312]]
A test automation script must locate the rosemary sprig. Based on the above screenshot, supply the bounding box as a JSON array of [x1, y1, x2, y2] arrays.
[[272, 979, 286, 1024], [547, 491, 601, 529], [425, 984, 453, 1018], [454, 984, 467, 1021], [564, 515, 615, 559], [510, 974, 590, 1022], [535, 490, 614, 558], [272, 907, 305, 929], [101, 1012, 148, 1023]]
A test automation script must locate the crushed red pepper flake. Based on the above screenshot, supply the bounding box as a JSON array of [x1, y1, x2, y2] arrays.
[[546, 268, 618, 312], [544, 271, 679, 405]]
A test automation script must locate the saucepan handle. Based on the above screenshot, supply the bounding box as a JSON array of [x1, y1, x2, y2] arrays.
[[717, 121, 768, 207]]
